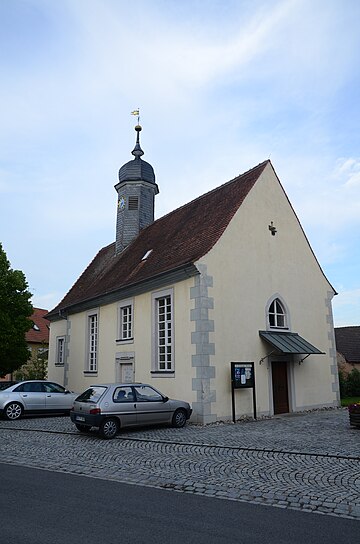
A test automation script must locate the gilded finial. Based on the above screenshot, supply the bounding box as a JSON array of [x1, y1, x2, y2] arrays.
[[131, 109, 143, 157]]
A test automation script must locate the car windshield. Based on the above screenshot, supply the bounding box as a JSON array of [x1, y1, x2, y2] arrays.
[[76, 386, 107, 403]]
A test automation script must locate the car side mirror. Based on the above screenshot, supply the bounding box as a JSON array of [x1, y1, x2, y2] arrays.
[[162, 396, 169, 403]]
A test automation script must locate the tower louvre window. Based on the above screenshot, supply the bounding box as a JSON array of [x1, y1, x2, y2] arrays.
[[128, 196, 139, 210]]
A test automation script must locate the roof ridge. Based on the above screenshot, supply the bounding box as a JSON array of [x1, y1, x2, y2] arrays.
[[154, 160, 270, 224]]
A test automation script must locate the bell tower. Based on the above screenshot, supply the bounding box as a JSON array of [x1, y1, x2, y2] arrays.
[[115, 123, 159, 254]]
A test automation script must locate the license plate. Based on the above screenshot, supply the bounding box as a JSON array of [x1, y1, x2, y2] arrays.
[[76, 416, 85, 422]]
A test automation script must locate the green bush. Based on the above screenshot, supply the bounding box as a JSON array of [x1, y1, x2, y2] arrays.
[[347, 368, 360, 397], [14, 356, 48, 381], [339, 368, 360, 398], [339, 370, 348, 397]]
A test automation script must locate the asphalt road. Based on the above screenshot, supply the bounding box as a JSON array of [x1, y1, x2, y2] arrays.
[[1, 463, 358, 544], [1, 409, 359, 519]]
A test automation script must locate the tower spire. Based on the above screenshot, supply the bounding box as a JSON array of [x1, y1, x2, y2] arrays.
[[131, 108, 144, 158], [132, 124, 144, 158], [114, 110, 159, 254]]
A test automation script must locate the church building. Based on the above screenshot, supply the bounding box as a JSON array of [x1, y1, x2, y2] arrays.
[[47, 124, 339, 423]]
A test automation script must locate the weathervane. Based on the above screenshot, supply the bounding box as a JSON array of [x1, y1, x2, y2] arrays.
[[131, 108, 140, 125]]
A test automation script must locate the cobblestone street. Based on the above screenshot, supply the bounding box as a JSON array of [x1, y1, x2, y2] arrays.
[[1, 408, 359, 520]]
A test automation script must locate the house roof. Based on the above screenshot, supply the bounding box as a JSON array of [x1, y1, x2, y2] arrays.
[[26, 308, 50, 344], [335, 326, 360, 363], [47, 160, 269, 319]]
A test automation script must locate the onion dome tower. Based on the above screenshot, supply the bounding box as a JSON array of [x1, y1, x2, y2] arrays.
[[115, 124, 159, 253]]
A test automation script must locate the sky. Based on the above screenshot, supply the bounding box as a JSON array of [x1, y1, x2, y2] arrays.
[[0, 0, 359, 327]]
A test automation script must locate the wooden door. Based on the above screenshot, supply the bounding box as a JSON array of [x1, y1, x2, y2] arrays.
[[272, 361, 289, 414]]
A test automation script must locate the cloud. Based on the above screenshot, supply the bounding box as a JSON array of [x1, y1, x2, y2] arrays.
[[332, 288, 360, 327], [31, 291, 63, 311], [1, 0, 360, 325], [335, 157, 360, 189]]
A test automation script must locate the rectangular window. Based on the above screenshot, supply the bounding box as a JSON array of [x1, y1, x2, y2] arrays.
[[152, 289, 174, 372], [56, 337, 65, 365], [87, 312, 98, 372], [121, 305, 132, 339], [117, 299, 134, 342]]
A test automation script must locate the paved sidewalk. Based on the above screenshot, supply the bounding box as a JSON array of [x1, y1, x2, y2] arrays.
[[0, 408, 359, 520]]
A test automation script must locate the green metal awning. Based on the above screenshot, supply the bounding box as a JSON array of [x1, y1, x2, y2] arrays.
[[259, 331, 324, 355]]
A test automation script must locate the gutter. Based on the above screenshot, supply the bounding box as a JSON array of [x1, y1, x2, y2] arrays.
[[46, 263, 199, 322]]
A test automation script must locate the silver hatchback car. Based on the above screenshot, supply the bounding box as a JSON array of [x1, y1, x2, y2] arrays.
[[70, 383, 192, 439], [0, 380, 78, 420]]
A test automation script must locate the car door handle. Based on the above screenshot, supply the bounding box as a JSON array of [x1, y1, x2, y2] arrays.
[[46, 394, 52, 397]]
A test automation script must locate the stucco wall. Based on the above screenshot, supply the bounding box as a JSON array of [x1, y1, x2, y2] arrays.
[[48, 319, 68, 386], [48, 278, 196, 404], [196, 163, 337, 420]]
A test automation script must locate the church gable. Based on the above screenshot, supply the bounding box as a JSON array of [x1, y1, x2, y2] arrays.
[[204, 161, 335, 295]]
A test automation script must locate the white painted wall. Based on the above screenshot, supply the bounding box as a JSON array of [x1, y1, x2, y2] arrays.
[[197, 163, 337, 419], [48, 278, 196, 405]]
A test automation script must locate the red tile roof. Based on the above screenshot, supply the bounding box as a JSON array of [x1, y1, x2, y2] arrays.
[[335, 326, 360, 363], [48, 161, 269, 317], [26, 308, 50, 344]]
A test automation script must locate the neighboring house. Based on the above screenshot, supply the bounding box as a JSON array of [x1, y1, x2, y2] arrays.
[[0, 308, 49, 381], [47, 125, 339, 423], [26, 308, 50, 361], [335, 326, 360, 375]]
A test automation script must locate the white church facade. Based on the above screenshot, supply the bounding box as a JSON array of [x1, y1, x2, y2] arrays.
[[47, 124, 339, 423]]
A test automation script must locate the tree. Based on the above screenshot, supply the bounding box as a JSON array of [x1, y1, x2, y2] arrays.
[[338, 370, 348, 397], [347, 367, 360, 397], [338, 367, 360, 398], [0, 243, 33, 376], [14, 343, 48, 381]]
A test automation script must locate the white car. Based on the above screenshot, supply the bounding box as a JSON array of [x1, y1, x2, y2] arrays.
[[0, 380, 78, 420]]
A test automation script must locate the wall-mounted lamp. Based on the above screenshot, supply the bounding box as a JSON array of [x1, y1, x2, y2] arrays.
[[268, 221, 277, 236]]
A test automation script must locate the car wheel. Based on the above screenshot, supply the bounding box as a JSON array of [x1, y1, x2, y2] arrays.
[[75, 423, 91, 433], [4, 402, 23, 420], [99, 418, 119, 439], [172, 409, 187, 428]]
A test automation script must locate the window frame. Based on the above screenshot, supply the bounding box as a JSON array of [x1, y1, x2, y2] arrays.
[[267, 297, 289, 330], [152, 288, 174, 374], [117, 299, 134, 343], [56, 336, 65, 366], [85, 309, 99, 374]]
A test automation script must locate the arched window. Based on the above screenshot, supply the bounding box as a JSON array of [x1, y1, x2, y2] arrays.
[[268, 298, 287, 329]]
